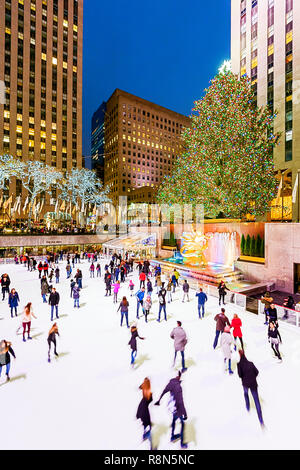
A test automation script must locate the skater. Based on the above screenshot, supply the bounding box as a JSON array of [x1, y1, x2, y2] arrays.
[[22, 302, 37, 342], [237, 350, 264, 427], [220, 325, 234, 374], [66, 263, 71, 279], [213, 308, 230, 349], [136, 378, 153, 449], [268, 321, 282, 361], [1, 274, 10, 300], [182, 280, 190, 303], [261, 291, 274, 325], [75, 269, 83, 289], [128, 323, 145, 366], [70, 279, 76, 298], [283, 295, 294, 320], [155, 273, 162, 294], [38, 261, 43, 278], [135, 287, 145, 319], [47, 323, 59, 362], [195, 287, 208, 319], [155, 371, 188, 449], [112, 281, 121, 303], [267, 303, 278, 325], [173, 269, 180, 287], [157, 283, 167, 322], [231, 313, 244, 350], [43, 261, 49, 277], [143, 295, 152, 323], [73, 284, 80, 308], [118, 296, 129, 328], [139, 271, 146, 289], [170, 321, 188, 372], [0, 340, 16, 381], [167, 279, 173, 303], [218, 280, 228, 306], [147, 278, 153, 297], [89, 262, 95, 278], [49, 287, 60, 321], [129, 279, 135, 296], [49, 269, 54, 283], [55, 267, 60, 284], [171, 272, 177, 293], [105, 274, 112, 296], [41, 275, 50, 303], [96, 263, 101, 277], [8, 288, 20, 318]]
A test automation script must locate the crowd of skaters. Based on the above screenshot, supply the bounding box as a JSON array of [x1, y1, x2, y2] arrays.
[[0, 249, 290, 449]]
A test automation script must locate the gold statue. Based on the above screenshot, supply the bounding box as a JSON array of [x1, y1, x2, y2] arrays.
[[180, 230, 212, 266]]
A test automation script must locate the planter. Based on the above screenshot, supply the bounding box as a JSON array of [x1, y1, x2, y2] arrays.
[[238, 255, 265, 264], [161, 246, 177, 251]]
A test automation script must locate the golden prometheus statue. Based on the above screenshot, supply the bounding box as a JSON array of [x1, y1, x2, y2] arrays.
[[180, 230, 212, 266]]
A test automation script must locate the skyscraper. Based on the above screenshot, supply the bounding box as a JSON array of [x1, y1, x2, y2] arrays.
[[231, 0, 300, 221], [102, 89, 190, 205], [91, 101, 106, 181], [0, 0, 83, 203]]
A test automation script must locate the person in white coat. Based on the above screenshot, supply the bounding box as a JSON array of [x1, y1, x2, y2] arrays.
[[170, 321, 188, 372], [220, 325, 234, 374]]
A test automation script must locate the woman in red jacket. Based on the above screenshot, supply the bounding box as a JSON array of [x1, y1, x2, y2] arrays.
[[231, 313, 244, 350]]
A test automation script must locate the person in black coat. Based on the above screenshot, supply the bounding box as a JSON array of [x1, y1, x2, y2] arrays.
[[1, 274, 11, 301], [237, 350, 264, 427], [0, 340, 16, 381], [136, 378, 153, 449], [218, 280, 228, 306], [155, 371, 188, 449], [129, 324, 145, 365], [49, 287, 60, 321], [283, 295, 295, 320], [267, 304, 278, 325], [268, 321, 282, 361]]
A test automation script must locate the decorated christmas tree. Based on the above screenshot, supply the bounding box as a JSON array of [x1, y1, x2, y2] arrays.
[[157, 71, 281, 218]]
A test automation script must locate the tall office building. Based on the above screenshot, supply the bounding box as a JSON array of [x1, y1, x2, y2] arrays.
[[231, 0, 300, 221], [91, 101, 106, 181], [0, 0, 83, 204], [103, 89, 190, 205]]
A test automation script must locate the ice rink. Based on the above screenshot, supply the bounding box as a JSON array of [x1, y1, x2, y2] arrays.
[[0, 258, 300, 450]]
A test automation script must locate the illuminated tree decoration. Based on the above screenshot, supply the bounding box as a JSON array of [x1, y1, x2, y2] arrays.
[[157, 71, 281, 218]]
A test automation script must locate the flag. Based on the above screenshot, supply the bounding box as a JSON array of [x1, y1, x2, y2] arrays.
[[292, 173, 299, 204]]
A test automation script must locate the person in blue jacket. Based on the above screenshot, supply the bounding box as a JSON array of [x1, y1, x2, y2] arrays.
[[195, 288, 208, 318], [135, 287, 145, 319], [8, 288, 20, 318]]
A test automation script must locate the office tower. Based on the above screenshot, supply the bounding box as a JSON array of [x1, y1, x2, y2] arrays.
[[0, 0, 83, 205], [91, 101, 106, 181], [231, 0, 300, 221], [102, 89, 190, 205]]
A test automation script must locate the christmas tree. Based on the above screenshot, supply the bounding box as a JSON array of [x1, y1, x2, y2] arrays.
[[157, 71, 280, 218]]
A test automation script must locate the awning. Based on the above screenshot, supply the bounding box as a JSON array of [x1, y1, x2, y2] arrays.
[[103, 233, 156, 251]]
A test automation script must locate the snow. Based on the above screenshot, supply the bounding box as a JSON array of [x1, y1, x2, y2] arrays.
[[0, 258, 300, 450]]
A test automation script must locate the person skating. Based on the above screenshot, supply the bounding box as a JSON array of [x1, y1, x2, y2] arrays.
[[237, 350, 264, 427], [143, 295, 152, 323], [129, 279, 135, 296], [1, 274, 10, 301], [220, 325, 234, 374], [195, 288, 208, 319], [38, 261, 43, 278], [167, 279, 173, 303], [231, 313, 244, 350], [128, 323, 145, 366], [41, 275, 50, 303], [155, 371, 188, 449], [218, 280, 228, 306], [283, 295, 294, 320], [213, 308, 230, 349], [174, 269, 180, 287], [73, 284, 80, 308], [22, 302, 37, 342], [8, 288, 20, 318], [75, 269, 83, 289], [55, 267, 60, 284], [49, 287, 60, 321], [170, 321, 188, 372], [147, 279, 153, 297], [96, 263, 101, 278], [43, 261, 49, 277], [261, 291, 274, 325], [182, 280, 190, 303], [267, 303, 278, 326], [118, 296, 129, 328], [268, 321, 282, 361], [89, 262, 95, 278], [70, 279, 75, 298], [66, 263, 72, 279], [139, 271, 146, 289], [105, 275, 112, 297], [112, 281, 121, 304], [157, 283, 167, 322], [135, 287, 145, 319], [0, 340, 16, 381], [136, 378, 153, 450], [155, 273, 162, 295], [171, 272, 177, 293], [47, 323, 59, 363]]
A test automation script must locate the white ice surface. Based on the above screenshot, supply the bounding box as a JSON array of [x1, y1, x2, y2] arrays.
[[0, 258, 300, 450]]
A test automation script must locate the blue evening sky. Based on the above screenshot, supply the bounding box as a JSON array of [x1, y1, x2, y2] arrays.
[[82, 0, 231, 156]]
